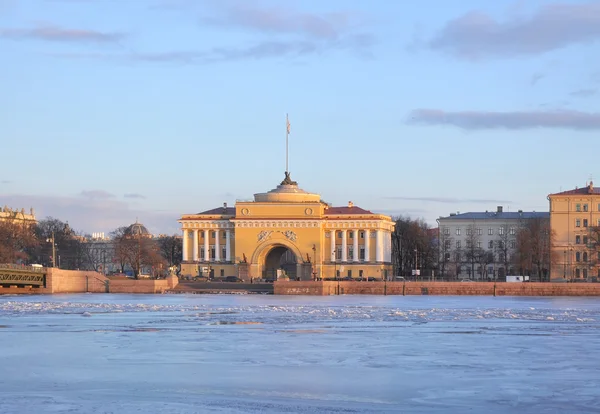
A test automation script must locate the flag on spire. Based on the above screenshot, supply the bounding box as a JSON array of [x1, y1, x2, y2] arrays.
[[286, 115, 291, 134]]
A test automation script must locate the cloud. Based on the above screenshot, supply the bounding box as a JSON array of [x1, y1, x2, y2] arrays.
[[530, 72, 545, 86], [51, 33, 375, 63], [428, 2, 600, 59], [124, 193, 146, 199], [408, 109, 600, 130], [570, 88, 597, 98], [80, 190, 115, 199], [0, 23, 124, 43], [201, 2, 364, 40], [384, 196, 512, 204], [0, 193, 179, 235]]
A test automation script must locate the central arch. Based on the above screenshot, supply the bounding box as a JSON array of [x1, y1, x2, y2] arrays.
[[264, 246, 297, 280]]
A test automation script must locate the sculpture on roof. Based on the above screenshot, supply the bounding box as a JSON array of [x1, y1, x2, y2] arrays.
[[280, 171, 298, 186]]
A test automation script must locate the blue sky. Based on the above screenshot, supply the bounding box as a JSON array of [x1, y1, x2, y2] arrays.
[[1, 0, 599, 235]]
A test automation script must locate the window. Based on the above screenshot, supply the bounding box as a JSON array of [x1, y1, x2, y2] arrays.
[[499, 253, 505, 262], [349, 232, 354, 239], [576, 235, 581, 244], [576, 268, 581, 278], [583, 252, 588, 262], [498, 241, 504, 249], [348, 247, 354, 260], [598, 203, 600, 212], [576, 219, 581, 227], [598, 219, 600, 226], [456, 240, 461, 249], [477, 241, 482, 248], [200, 247, 205, 259], [220, 269, 224, 277], [456, 228, 461, 235], [337, 231, 343, 238], [499, 227, 505, 235], [443, 227, 450, 235], [466, 228, 472, 236], [222, 232, 226, 239], [488, 228, 493, 235], [347, 270, 352, 278], [222, 247, 226, 259], [211, 231, 216, 238], [336, 247, 342, 260], [360, 231, 364, 239], [359, 247, 365, 261], [444, 252, 450, 261], [455, 253, 461, 262], [510, 240, 516, 249], [488, 266, 493, 276], [583, 219, 588, 227], [477, 266, 482, 275], [444, 240, 451, 250], [509, 227, 516, 235], [466, 240, 472, 249], [576, 252, 581, 262], [583, 268, 588, 278], [583, 204, 588, 212], [457, 265, 462, 274], [576, 203, 581, 212], [488, 241, 493, 249], [359, 270, 363, 278], [477, 228, 482, 235], [583, 236, 588, 245], [210, 247, 216, 259]]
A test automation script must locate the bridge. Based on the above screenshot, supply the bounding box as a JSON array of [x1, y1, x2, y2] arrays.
[[0, 264, 46, 287]]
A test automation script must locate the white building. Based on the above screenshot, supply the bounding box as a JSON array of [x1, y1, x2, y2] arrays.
[[436, 206, 549, 280]]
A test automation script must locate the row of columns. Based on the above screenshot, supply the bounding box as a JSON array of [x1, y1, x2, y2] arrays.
[[330, 229, 387, 263], [182, 229, 232, 262]]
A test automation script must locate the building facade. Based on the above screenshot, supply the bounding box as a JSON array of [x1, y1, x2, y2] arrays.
[[178, 173, 395, 281], [437, 206, 549, 280], [548, 181, 600, 281], [0, 206, 36, 225]]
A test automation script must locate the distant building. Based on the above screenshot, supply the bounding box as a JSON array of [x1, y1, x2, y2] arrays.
[[0, 206, 36, 225], [437, 206, 549, 280], [548, 181, 600, 281]]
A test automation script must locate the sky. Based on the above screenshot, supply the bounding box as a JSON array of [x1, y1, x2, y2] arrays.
[[1, 0, 599, 236]]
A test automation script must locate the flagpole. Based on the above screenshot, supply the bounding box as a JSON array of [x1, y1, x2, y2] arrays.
[[286, 113, 289, 173]]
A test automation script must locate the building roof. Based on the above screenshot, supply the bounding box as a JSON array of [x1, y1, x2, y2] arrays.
[[198, 206, 236, 215], [440, 211, 549, 220], [125, 222, 150, 236], [549, 182, 600, 196], [325, 206, 374, 215]]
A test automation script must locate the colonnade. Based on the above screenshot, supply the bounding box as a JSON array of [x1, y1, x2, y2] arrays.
[[329, 229, 391, 263], [182, 229, 232, 262]]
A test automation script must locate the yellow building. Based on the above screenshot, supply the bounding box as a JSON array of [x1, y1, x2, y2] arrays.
[[179, 173, 395, 281], [0, 206, 36, 225], [548, 181, 600, 281]]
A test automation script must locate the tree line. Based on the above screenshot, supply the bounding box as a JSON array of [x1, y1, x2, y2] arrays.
[[0, 216, 182, 278]]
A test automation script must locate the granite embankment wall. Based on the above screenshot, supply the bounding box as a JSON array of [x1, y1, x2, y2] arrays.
[[274, 281, 600, 296], [0, 269, 178, 294]]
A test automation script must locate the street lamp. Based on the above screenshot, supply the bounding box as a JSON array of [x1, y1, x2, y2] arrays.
[[46, 231, 57, 268], [414, 248, 418, 280], [563, 250, 566, 279]]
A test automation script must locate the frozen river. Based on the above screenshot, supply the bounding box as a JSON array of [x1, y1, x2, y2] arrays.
[[1, 294, 599, 414]]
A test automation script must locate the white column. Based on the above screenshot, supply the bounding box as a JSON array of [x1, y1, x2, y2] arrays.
[[341, 230, 347, 262], [364, 230, 370, 263], [215, 229, 221, 261], [192, 229, 199, 261], [385, 231, 391, 263], [225, 230, 231, 262], [376, 229, 384, 263], [182, 229, 189, 262], [353, 229, 359, 262], [330, 230, 336, 262], [203, 229, 210, 261]]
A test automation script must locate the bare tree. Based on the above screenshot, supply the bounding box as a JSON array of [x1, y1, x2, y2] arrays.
[[515, 218, 557, 281], [0, 217, 38, 263], [494, 224, 512, 279], [464, 224, 483, 279], [157, 235, 182, 267], [391, 216, 437, 279], [111, 227, 165, 278], [31, 218, 85, 269], [437, 226, 455, 280], [589, 226, 600, 279]]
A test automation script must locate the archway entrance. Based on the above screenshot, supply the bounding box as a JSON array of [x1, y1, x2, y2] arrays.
[[264, 246, 297, 281]]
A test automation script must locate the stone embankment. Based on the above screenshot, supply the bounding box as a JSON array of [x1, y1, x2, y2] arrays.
[[0, 268, 178, 294], [274, 281, 600, 296]]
